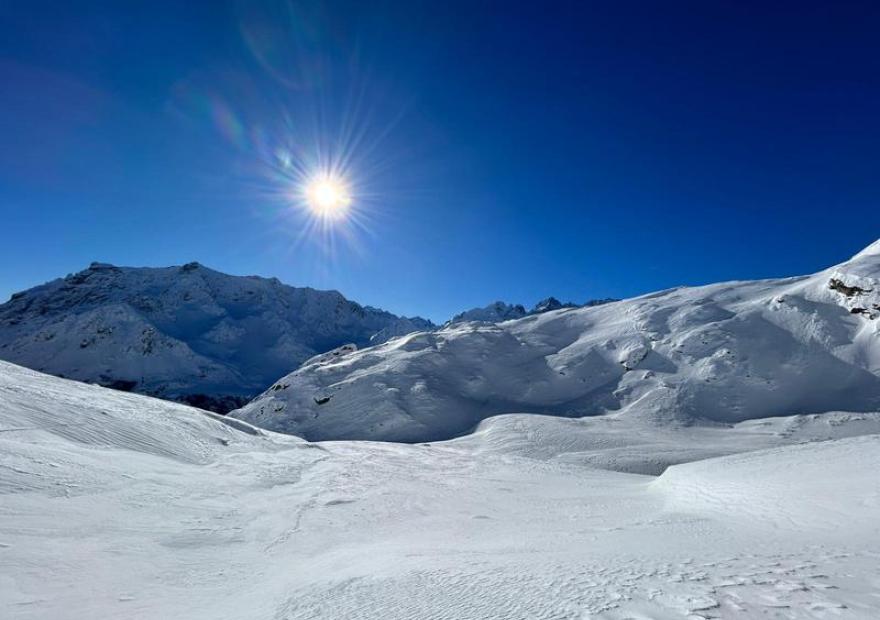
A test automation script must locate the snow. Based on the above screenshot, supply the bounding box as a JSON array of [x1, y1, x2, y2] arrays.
[[655, 434, 880, 534], [233, 240, 880, 442], [2, 360, 879, 619], [0, 262, 434, 411], [451, 409, 880, 474], [852, 238, 880, 258], [4, 240, 880, 618]]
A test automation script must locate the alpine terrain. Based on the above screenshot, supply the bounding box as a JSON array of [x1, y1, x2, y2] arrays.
[[2, 357, 879, 619], [233, 240, 880, 441], [0, 262, 433, 412]]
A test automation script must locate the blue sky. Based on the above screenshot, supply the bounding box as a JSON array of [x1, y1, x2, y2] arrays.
[[1, 1, 879, 322]]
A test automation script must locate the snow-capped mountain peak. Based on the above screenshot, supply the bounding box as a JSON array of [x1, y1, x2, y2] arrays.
[[0, 261, 435, 411], [448, 296, 614, 325], [449, 301, 529, 324]]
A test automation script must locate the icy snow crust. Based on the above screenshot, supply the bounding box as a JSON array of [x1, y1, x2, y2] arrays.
[[2, 360, 879, 619], [234, 243, 880, 441]]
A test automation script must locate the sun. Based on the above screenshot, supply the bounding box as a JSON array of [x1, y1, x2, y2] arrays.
[[304, 175, 352, 219]]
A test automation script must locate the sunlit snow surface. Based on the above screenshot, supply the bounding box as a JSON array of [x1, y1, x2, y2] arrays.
[[2, 360, 879, 619], [233, 242, 880, 442]]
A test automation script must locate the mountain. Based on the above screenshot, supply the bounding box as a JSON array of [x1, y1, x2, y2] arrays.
[[449, 301, 529, 323], [4, 358, 880, 618], [369, 314, 435, 344], [448, 296, 616, 325], [531, 296, 573, 313], [0, 261, 434, 412], [232, 239, 880, 442]]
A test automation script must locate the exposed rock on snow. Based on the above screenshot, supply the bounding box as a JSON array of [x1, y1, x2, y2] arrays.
[[0, 262, 434, 412], [233, 240, 880, 441]]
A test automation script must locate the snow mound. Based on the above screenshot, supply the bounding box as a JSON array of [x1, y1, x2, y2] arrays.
[[655, 434, 880, 534], [233, 240, 880, 442], [452, 409, 880, 474], [0, 360, 291, 474]]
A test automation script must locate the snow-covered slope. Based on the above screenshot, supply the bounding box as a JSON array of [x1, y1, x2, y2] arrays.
[[3, 360, 879, 619], [0, 262, 433, 411], [451, 409, 880, 474], [655, 433, 880, 533], [233, 240, 880, 441]]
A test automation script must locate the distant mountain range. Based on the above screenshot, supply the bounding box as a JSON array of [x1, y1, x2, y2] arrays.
[[0, 262, 434, 411], [448, 297, 617, 324]]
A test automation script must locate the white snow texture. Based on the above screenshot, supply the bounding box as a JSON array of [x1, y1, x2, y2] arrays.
[[1, 360, 879, 618], [234, 242, 880, 441], [2, 240, 880, 619]]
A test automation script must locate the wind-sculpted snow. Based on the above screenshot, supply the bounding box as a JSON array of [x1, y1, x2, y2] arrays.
[[451, 410, 880, 474], [2, 360, 879, 619], [0, 360, 293, 471], [0, 262, 433, 412], [234, 240, 880, 441], [655, 434, 880, 533]]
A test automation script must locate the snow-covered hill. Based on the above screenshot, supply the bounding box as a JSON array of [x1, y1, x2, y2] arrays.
[[0, 262, 433, 411], [233, 240, 880, 441], [2, 360, 879, 619]]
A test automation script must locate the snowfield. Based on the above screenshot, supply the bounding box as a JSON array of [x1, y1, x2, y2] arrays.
[[233, 241, 880, 442], [2, 360, 879, 619]]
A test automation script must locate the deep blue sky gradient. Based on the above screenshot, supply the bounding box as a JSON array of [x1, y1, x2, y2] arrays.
[[2, 1, 879, 322]]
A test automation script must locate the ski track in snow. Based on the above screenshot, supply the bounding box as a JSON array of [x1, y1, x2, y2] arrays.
[[2, 361, 879, 619]]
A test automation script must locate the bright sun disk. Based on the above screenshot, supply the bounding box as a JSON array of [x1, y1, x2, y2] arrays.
[[304, 175, 352, 219]]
